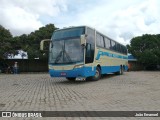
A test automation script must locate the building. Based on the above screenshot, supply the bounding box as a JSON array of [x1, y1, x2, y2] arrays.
[[128, 54, 143, 71]]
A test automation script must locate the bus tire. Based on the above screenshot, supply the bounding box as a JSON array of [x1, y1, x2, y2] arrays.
[[66, 77, 76, 81], [116, 66, 123, 75], [120, 67, 124, 75], [92, 67, 101, 81]]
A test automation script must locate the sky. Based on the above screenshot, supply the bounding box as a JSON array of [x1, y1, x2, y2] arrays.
[[0, 0, 160, 45]]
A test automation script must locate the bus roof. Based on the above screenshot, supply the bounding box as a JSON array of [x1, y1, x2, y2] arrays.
[[54, 25, 126, 47]]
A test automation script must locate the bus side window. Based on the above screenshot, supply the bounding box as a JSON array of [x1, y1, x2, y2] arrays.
[[104, 37, 111, 49], [111, 41, 116, 51], [96, 33, 104, 48], [86, 43, 91, 57]]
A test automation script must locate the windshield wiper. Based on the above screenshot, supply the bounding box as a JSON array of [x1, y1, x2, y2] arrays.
[[63, 50, 72, 63], [54, 51, 63, 63]]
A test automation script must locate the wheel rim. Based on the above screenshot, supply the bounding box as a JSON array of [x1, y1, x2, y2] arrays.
[[95, 69, 99, 78], [120, 67, 123, 74]]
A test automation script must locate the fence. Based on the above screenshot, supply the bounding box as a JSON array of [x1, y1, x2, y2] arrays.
[[128, 61, 144, 71], [3, 59, 48, 72]]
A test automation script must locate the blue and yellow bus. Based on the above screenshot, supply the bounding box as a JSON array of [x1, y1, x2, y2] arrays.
[[40, 26, 128, 81]]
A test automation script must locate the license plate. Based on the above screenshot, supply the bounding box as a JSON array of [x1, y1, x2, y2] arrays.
[[61, 72, 66, 76]]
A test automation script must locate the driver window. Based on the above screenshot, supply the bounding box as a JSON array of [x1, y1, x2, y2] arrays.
[[86, 43, 91, 57]]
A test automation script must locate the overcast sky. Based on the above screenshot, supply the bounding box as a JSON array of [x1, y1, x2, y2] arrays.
[[0, 0, 160, 45]]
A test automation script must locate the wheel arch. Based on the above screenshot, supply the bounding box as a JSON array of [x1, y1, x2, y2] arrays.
[[97, 64, 101, 70]]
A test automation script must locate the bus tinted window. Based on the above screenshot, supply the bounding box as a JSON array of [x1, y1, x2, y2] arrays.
[[116, 43, 120, 52], [52, 27, 85, 40], [87, 27, 95, 45], [121, 46, 127, 55], [86, 27, 95, 63], [104, 37, 111, 49], [119, 45, 122, 53], [96, 33, 104, 47], [111, 41, 116, 50]]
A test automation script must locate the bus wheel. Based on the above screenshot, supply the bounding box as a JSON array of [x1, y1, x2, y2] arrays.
[[116, 66, 124, 75], [120, 67, 124, 75], [66, 77, 76, 81], [92, 67, 101, 81]]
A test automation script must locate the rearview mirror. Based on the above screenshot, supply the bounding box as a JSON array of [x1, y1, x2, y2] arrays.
[[40, 39, 51, 51], [80, 34, 86, 46]]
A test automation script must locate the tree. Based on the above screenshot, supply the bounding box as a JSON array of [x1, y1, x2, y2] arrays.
[[25, 24, 58, 59], [127, 34, 160, 67], [0, 24, 57, 59], [0, 25, 15, 59]]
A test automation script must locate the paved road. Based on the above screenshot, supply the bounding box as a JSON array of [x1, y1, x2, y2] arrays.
[[0, 71, 160, 120]]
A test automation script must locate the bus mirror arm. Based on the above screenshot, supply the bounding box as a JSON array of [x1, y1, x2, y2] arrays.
[[40, 39, 51, 51]]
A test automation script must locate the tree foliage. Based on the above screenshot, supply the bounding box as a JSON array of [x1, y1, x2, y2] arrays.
[[23, 24, 58, 59], [0, 24, 57, 59], [0, 25, 16, 59], [127, 34, 160, 66]]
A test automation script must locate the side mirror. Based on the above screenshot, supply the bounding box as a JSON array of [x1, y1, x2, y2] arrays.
[[40, 39, 51, 51], [80, 34, 87, 46]]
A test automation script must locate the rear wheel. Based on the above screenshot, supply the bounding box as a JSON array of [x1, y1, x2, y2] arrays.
[[120, 67, 124, 75], [115, 66, 124, 75], [66, 77, 76, 81], [92, 67, 101, 81]]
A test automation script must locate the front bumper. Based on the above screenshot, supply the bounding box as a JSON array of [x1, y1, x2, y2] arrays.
[[49, 67, 95, 78]]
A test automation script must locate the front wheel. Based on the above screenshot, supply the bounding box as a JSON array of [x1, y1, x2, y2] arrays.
[[92, 67, 101, 81], [66, 77, 76, 81]]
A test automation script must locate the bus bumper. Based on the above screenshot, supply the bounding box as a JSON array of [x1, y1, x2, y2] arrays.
[[49, 67, 95, 78]]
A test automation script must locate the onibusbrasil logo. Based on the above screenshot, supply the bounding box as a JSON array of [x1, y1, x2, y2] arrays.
[[2, 112, 42, 117]]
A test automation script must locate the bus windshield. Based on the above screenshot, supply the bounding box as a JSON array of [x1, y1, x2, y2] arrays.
[[49, 38, 84, 64]]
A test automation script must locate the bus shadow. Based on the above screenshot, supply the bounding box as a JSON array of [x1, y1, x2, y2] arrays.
[[101, 73, 116, 80], [53, 79, 89, 85], [86, 73, 116, 82], [53, 73, 117, 85]]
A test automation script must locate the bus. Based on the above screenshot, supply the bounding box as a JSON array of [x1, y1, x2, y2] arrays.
[[40, 26, 128, 81]]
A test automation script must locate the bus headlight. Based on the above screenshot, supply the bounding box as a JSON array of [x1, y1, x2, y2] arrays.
[[74, 64, 84, 69]]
